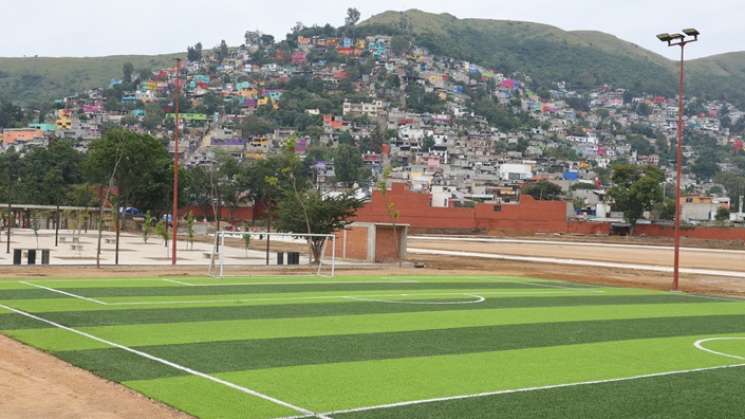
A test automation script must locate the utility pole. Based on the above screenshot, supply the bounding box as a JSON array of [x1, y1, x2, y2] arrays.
[[657, 29, 700, 291], [171, 58, 182, 265]]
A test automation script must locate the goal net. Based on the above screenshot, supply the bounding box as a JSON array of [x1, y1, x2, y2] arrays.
[[207, 231, 336, 278]]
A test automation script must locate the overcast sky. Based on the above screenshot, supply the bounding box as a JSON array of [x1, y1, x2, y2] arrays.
[[2, 0, 742, 60]]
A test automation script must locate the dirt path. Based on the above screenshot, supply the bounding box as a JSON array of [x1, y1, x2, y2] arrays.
[[0, 335, 191, 419]]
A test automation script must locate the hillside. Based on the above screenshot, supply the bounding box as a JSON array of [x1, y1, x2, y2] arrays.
[[361, 9, 745, 104], [0, 54, 182, 105], [3, 10, 745, 107]]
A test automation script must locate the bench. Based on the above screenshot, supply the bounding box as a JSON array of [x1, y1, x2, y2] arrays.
[[13, 249, 51, 265], [70, 244, 84, 252], [105, 238, 116, 245]]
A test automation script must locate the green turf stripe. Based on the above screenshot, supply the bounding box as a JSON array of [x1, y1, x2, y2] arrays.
[[53, 314, 745, 381], [10, 302, 745, 351], [0, 294, 713, 330], [0, 281, 553, 300], [334, 364, 745, 419]]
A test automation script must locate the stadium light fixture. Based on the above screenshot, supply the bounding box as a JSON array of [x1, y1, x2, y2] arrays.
[[657, 28, 700, 291], [656, 33, 673, 42]]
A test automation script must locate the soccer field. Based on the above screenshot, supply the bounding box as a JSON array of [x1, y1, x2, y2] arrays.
[[1, 274, 745, 418]]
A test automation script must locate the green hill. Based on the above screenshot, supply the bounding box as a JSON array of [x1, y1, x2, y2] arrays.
[[361, 9, 745, 104], [3, 10, 745, 107], [0, 54, 182, 105]]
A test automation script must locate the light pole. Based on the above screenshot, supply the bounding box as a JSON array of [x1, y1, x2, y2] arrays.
[[657, 29, 699, 290], [171, 58, 182, 265]]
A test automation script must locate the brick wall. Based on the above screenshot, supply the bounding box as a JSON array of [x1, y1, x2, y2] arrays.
[[354, 184, 745, 241], [354, 183, 568, 234]]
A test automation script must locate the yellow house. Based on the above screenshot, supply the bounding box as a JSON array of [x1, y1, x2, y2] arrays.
[[56, 110, 72, 130], [240, 88, 259, 99]]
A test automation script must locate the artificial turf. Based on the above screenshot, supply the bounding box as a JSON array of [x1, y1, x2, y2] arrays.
[[1, 274, 744, 419]]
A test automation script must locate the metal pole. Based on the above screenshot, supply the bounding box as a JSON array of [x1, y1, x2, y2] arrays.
[[55, 205, 60, 247], [331, 235, 336, 278], [172, 58, 182, 265], [673, 44, 686, 291], [6, 203, 11, 254]]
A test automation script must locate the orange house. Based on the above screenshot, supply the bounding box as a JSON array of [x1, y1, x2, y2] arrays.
[[2, 128, 45, 145]]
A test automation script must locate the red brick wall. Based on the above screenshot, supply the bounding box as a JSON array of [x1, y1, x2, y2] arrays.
[[635, 224, 745, 241], [330, 226, 370, 260], [374, 227, 404, 262], [353, 185, 745, 241], [355, 183, 568, 234]]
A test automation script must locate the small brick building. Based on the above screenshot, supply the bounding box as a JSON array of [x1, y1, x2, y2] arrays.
[[331, 222, 409, 263]]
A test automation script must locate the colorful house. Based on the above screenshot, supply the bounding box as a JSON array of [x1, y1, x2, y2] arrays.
[[2, 128, 45, 145], [56, 110, 72, 130], [27, 123, 56, 133], [291, 51, 307, 65]]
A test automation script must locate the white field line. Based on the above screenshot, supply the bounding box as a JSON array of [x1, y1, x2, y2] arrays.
[[410, 235, 745, 255], [19, 281, 109, 305], [0, 303, 329, 419], [344, 294, 486, 305], [280, 362, 745, 419], [18, 279, 601, 307], [161, 278, 197, 287], [105, 289, 603, 306], [694, 337, 745, 361], [162, 280, 421, 287], [409, 248, 745, 279]]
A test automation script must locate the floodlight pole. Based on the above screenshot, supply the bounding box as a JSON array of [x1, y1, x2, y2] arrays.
[[659, 31, 698, 291], [171, 58, 182, 265]]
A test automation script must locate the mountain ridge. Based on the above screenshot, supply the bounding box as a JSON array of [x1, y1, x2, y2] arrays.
[[3, 9, 745, 106]]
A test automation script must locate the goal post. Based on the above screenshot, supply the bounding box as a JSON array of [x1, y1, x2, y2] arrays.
[[208, 231, 336, 278]]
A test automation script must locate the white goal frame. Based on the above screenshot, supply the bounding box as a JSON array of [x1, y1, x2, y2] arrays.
[[208, 231, 336, 278]]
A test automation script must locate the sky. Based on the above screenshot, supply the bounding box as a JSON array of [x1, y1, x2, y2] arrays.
[[2, 0, 742, 60]]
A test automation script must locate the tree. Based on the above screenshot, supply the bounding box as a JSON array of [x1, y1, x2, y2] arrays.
[[240, 115, 274, 137], [276, 190, 363, 263], [291, 21, 305, 35], [691, 150, 720, 181], [142, 103, 164, 130], [608, 164, 665, 227], [155, 220, 168, 249], [716, 207, 731, 222], [122, 62, 134, 84], [333, 144, 365, 187], [217, 40, 229, 63], [187, 42, 203, 62], [345, 8, 361, 29], [85, 128, 171, 213], [391, 35, 411, 56], [522, 181, 563, 201], [142, 210, 155, 243], [185, 210, 195, 250]]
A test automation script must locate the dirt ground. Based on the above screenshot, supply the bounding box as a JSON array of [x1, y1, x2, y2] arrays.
[[2, 240, 745, 418], [409, 238, 745, 271], [0, 335, 191, 419]]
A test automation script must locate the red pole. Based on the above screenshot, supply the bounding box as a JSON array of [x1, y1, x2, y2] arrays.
[[171, 58, 181, 265], [673, 44, 686, 290]]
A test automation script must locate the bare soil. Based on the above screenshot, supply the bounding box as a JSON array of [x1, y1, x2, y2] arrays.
[[0, 335, 191, 419]]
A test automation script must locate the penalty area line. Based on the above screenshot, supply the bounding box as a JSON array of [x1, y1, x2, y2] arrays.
[[19, 281, 109, 305], [0, 303, 330, 419], [282, 363, 745, 418]]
